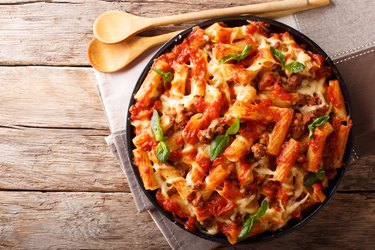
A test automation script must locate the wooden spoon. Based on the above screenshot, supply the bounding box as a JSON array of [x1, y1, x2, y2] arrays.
[[94, 0, 328, 44], [87, 31, 181, 73]]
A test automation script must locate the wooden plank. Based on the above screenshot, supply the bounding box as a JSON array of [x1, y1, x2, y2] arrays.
[[0, 66, 106, 128], [0, 126, 129, 192], [341, 155, 375, 192], [0, 192, 170, 249], [0, 191, 373, 249], [0, 66, 373, 192], [0, 0, 270, 66]]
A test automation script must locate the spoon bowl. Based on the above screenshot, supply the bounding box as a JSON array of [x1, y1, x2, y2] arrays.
[[93, 11, 152, 44], [88, 31, 181, 73]]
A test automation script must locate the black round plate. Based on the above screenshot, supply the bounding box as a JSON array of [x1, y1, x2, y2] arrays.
[[125, 16, 353, 246]]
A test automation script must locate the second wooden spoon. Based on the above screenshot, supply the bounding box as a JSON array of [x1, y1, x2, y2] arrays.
[[87, 31, 181, 73]]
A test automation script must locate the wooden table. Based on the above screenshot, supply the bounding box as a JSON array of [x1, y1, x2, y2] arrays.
[[0, 1, 374, 249]]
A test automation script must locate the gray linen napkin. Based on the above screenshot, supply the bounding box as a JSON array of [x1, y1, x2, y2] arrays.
[[94, 1, 375, 249]]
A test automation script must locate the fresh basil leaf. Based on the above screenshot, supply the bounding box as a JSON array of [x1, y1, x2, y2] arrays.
[[218, 54, 238, 64], [304, 173, 317, 187], [151, 67, 172, 87], [238, 44, 253, 61], [253, 199, 268, 220], [209, 134, 229, 160], [238, 199, 268, 242], [237, 216, 254, 242], [270, 47, 285, 64], [151, 110, 163, 142], [219, 44, 253, 64], [304, 169, 325, 187], [156, 141, 170, 163], [285, 61, 305, 73], [225, 117, 240, 136], [316, 169, 325, 180], [308, 115, 330, 138], [210, 117, 240, 160]]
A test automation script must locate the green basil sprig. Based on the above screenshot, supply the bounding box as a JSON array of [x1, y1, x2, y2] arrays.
[[304, 169, 325, 187], [151, 67, 172, 87], [238, 199, 268, 242], [308, 115, 330, 139], [150, 109, 170, 163], [218, 45, 253, 64], [270, 47, 305, 73], [284, 61, 305, 73], [156, 141, 170, 164], [151, 110, 164, 141], [270, 47, 285, 64], [209, 117, 240, 160]]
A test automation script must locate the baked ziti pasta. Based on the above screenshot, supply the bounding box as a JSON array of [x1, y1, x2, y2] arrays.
[[129, 21, 352, 244]]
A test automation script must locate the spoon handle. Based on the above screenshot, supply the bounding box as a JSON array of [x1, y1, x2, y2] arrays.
[[145, 30, 182, 46], [152, 0, 326, 27]]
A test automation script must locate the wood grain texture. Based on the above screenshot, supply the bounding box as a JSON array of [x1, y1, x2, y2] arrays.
[[0, 66, 106, 128], [0, 0, 271, 66], [0, 191, 373, 249], [0, 192, 170, 249], [0, 126, 129, 192]]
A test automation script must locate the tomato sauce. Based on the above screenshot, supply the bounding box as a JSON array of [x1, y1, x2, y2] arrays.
[[217, 28, 232, 43], [218, 222, 241, 242], [207, 192, 236, 217], [327, 84, 342, 109], [246, 23, 259, 35], [190, 48, 207, 81], [221, 181, 242, 201], [187, 27, 208, 48], [169, 150, 182, 162], [156, 191, 197, 232], [261, 181, 280, 199], [197, 156, 211, 173], [273, 83, 293, 101], [129, 102, 152, 120], [277, 187, 290, 207], [192, 97, 206, 113]]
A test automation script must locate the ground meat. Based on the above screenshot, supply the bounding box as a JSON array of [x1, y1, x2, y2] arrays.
[[297, 155, 306, 163], [197, 128, 212, 144], [226, 163, 237, 180], [290, 113, 306, 133], [283, 74, 303, 91], [258, 131, 270, 145], [297, 93, 322, 106], [192, 194, 203, 207], [251, 143, 267, 160], [288, 112, 313, 137], [214, 118, 226, 134], [274, 41, 281, 49], [187, 191, 203, 207], [258, 74, 276, 91], [165, 186, 177, 196], [192, 182, 205, 191], [201, 217, 215, 229], [197, 118, 226, 143], [175, 104, 187, 124], [232, 213, 242, 226]]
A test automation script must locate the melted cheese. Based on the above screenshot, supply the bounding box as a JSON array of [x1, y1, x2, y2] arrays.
[[236, 195, 257, 214], [296, 78, 332, 113]]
